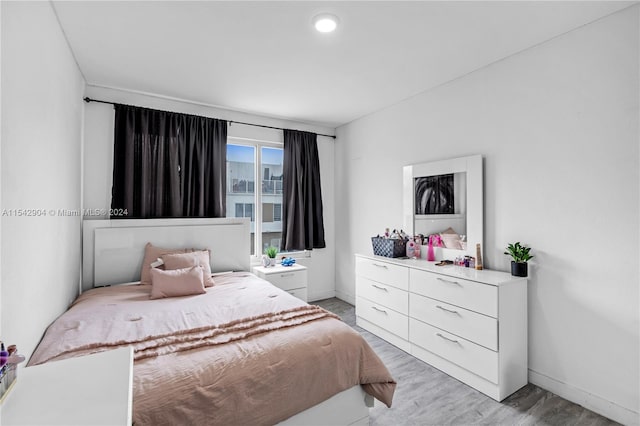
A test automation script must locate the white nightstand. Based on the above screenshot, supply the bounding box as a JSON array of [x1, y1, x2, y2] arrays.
[[1, 346, 133, 425], [253, 263, 308, 302]]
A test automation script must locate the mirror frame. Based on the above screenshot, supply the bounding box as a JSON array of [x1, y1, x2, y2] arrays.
[[403, 155, 483, 258]]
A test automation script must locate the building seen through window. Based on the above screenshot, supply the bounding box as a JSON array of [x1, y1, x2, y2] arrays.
[[226, 143, 283, 255]]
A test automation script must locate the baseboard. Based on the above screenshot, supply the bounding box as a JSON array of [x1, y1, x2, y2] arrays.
[[529, 369, 639, 425], [335, 290, 355, 305], [308, 290, 336, 302]]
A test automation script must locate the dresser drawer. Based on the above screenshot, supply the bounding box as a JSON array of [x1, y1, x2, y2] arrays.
[[410, 293, 497, 350], [263, 269, 307, 291], [410, 318, 498, 384], [410, 269, 497, 317], [356, 257, 408, 291], [356, 276, 408, 315], [284, 287, 307, 302], [356, 297, 408, 340]]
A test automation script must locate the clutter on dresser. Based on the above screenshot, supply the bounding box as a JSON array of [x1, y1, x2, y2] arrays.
[[0, 342, 25, 404], [453, 255, 481, 268], [373, 227, 475, 262], [407, 234, 424, 259], [406, 237, 417, 258], [426, 234, 442, 261], [475, 243, 484, 270], [404, 234, 425, 259], [371, 228, 409, 258], [413, 235, 422, 258]]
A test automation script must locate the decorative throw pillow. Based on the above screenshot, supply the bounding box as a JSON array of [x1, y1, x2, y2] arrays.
[[140, 243, 195, 285], [161, 250, 215, 287], [149, 266, 206, 299]]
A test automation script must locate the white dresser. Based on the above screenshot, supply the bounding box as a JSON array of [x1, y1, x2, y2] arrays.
[[355, 254, 527, 401], [253, 264, 308, 302]]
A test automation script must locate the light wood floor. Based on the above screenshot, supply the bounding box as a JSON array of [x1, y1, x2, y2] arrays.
[[315, 298, 619, 426]]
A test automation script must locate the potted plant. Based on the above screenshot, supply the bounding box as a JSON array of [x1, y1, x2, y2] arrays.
[[504, 242, 533, 277], [264, 246, 278, 267]]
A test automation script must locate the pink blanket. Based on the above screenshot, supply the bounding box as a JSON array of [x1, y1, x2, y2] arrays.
[[30, 273, 396, 425]]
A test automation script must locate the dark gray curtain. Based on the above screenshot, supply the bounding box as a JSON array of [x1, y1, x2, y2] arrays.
[[111, 104, 227, 218], [281, 130, 326, 250]]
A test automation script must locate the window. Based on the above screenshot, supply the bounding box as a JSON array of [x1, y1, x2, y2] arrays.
[[226, 142, 283, 256], [231, 179, 255, 194], [245, 203, 254, 221], [261, 203, 282, 223], [234, 203, 254, 221], [273, 203, 282, 222]]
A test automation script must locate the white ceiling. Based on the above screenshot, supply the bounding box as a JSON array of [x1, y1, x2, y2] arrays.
[[52, 1, 634, 128]]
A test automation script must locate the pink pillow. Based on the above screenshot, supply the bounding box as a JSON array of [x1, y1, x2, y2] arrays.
[[440, 227, 462, 249], [149, 266, 206, 299], [440, 234, 462, 249], [161, 251, 215, 287], [140, 243, 195, 285]]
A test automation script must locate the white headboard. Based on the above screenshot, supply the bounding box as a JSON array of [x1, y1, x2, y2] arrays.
[[82, 218, 251, 289]]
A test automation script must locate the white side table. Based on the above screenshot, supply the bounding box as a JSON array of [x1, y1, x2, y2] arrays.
[[253, 263, 308, 302], [2, 346, 133, 425]]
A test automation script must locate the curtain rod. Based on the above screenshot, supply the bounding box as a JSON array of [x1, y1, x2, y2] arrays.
[[83, 97, 336, 139]]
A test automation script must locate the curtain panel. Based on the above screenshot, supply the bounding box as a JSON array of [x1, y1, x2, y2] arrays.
[[111, 105, 227, 219], [281, 130, 326, 251]]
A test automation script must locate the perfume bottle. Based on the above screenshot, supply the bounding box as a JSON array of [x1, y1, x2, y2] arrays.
[[406, 238, 416, 258], [427, 235, 436, 262]]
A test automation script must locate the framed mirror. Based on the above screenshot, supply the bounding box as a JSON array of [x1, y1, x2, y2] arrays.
[[402, 155, 483, 259]]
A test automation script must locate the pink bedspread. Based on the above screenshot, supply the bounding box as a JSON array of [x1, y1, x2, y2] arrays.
[[30, 273, 396, 425]]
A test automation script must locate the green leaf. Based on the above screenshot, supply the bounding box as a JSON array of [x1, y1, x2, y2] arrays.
[[504, 241, 533, 263]]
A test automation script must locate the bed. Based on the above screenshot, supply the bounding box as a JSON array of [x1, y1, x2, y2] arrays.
[[30, 218, 396, 425]]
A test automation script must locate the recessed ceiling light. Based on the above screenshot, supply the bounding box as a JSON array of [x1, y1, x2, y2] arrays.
[[313, 13, 339, 33]]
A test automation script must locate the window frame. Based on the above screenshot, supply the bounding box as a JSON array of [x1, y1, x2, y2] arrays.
[[227, 137, 307, 261]]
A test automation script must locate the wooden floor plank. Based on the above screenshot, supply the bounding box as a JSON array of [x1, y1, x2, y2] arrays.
[[315, 298, 619, 426]]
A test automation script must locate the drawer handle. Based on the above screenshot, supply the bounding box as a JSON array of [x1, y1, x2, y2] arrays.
[[437, 277, 461, 286], [436, 333, 460, 344], [371, 284, 389, 292], [280, 273, 294, 278], [372, 263, 388, 269], [436, 305, 460, 315], [371, 306, 388, 314]]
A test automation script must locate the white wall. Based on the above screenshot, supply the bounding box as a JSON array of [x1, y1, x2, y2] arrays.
[[335, 6, 639, 425], [1, 2, 85, 359], [82, 86, 336, 301]]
